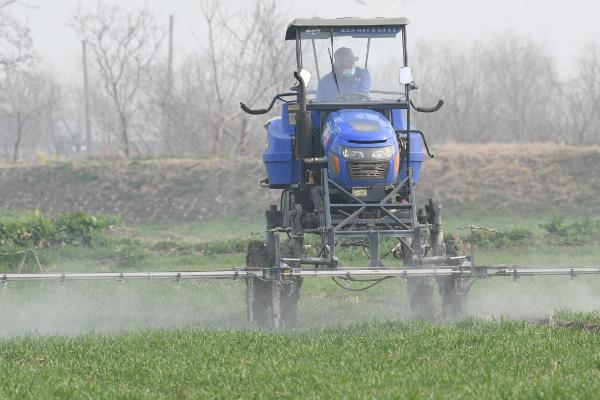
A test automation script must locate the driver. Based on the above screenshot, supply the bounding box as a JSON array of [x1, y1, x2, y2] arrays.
[[316, 47, 371, 101]]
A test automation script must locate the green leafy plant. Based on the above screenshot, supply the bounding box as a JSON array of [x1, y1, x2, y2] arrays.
[[541, 217, 600, 244], [0, 211, 118, 248], [459, 227, 535, 249]]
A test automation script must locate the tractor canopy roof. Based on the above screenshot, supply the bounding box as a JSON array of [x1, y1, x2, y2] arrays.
[[285, 17, 409, 40]]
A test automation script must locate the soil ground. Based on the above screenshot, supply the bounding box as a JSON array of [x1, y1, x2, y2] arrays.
[[0, 144, 598, 223]]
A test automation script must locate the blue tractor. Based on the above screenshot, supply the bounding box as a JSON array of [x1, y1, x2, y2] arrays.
[[241, 17, 465, 327], [7, 17, 599, 328]]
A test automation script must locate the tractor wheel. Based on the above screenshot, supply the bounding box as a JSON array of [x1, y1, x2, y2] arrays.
[[245, 240, 273, 327], [438, 234, 469, 318], [407, 277, 436, 318], [401, 239, 437, 319], [279, 278, 303, 326], [277, 243, 303, 327], [245, 241, 302, 328]]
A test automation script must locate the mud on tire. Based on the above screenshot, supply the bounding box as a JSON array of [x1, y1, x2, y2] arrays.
[[438, 234, 469, 318], [407, 277, 437, 318], [245, 241, 272, 327], [399, 239, 437, 318], [245, 241, 302, 327]]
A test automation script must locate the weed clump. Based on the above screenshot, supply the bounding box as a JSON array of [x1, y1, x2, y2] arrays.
[[459, 217, 600, 248], [0, 211, 118, 248], [541, 217, 600, 244]]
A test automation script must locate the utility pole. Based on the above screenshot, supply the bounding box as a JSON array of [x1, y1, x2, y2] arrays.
[[82, 40, 92, 158], [167, 14, 174, 91], [161, 15, 175, 155]]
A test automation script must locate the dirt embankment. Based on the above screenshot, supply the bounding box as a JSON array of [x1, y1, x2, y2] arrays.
[[418, 144, 600, 215], [0, 144, 598, 223]]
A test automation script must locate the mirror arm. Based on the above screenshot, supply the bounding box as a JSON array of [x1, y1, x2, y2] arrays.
[[397, 130, 435, 158], [240, 92, 297, 115], [409, 99, 444, 113], [417, 130, 435, 158]]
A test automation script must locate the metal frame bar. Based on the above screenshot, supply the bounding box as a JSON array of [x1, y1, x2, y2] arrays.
[[296, 266, 600, 278], [333, 230, 415, 237], [0, 270, 247, 283], [311, 38, 320, 80], [4, 266, 600, 283], [327, 174, 413, 232], [306, 102, 408, 111], [319, 161, 420, 268], [334, 206, 366, 232]]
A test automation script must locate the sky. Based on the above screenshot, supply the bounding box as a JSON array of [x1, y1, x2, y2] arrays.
[[12, 0, 600, 77]]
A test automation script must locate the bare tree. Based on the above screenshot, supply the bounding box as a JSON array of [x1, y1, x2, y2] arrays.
[[0, 0, 33, 75], [44, 84, 87, 157], [198, 0, 294, 156], [140, 0, 294, 158], [71, 3, 165, 158], [411, 40, 494, 143], [481, 33, 559, 142], [412, 33, 561, 144], [146, 57, 211, 155], [560, 40, 600, 144], [0, 68, 55, 162]]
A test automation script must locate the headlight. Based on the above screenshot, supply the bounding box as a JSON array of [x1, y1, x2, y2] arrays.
[[341, 145, 394, 161]]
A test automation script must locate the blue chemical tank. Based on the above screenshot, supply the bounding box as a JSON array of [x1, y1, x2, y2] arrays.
[[262, 104, 300, 187], [399, 132, 424, 183], [392, 108, 424, 184]]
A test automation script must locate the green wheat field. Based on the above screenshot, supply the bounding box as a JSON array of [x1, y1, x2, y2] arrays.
[[1, 212, 600, 399]]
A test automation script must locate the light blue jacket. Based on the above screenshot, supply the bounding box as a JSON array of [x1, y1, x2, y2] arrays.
[[316, 67, 371, 101]]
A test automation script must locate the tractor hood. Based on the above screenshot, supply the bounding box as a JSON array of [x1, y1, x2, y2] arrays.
[[327, 109, 396, 143], [322, 109, 401, 187]]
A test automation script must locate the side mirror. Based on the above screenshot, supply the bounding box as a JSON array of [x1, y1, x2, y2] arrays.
[[298, 69, 312, 87], [399, 67, 413, 85]]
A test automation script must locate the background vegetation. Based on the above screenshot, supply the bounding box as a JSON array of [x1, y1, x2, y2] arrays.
[[2, 1, 600, 162]]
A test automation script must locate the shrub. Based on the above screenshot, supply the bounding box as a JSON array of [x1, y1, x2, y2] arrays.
[[461, 227, 535, 249], [541, 217, 600, 244], [0, 211, 118, 248], [458, 217, 600, 248]]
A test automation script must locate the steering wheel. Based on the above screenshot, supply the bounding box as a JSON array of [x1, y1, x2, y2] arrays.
[[334, 92, 370, 102]]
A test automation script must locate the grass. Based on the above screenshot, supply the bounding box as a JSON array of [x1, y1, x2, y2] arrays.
[[2, 212, 600, 398], [117, 216, 263, 244], [2, 320, 600, 399], [126, 210, 565, 241], [7, 211, 600, 274], [555, 310, 600, 324]]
